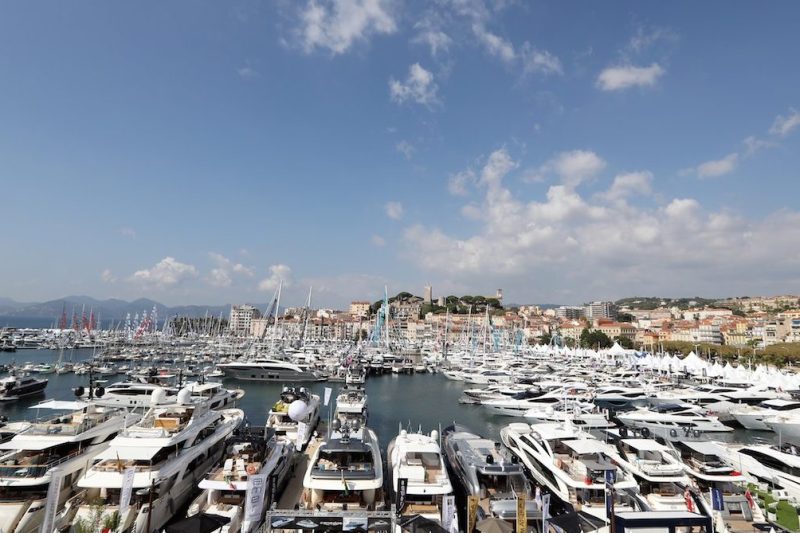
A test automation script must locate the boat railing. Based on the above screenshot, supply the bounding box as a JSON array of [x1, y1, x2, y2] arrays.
[[0, 448, 83, 478], [27, 411, 117, 436]]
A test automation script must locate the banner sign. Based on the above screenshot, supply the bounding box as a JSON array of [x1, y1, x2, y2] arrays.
[[244, 473, 268, 523], [41, 468, 64, 533], [516, 495, 527, 533], [119, 467, 136, 518], [396, 478, 408, 516]]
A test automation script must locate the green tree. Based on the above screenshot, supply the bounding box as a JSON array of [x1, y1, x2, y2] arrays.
[[615, 336, 635, 349], [539, 332, 552, 345]]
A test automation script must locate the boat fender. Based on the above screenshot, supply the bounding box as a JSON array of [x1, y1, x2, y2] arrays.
[[73, 386, 85, 397], [246, 464, 257, 475], [95, 387, 105, 398], [619, 427, 628, 438], [692, 429, 701, 438], [669, 428, 678, 438], [640, 427, 651, 438]]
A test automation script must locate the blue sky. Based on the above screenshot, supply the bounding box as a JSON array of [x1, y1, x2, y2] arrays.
[[2, 0, 799, 307]]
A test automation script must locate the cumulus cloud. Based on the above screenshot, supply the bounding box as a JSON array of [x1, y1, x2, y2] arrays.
[[290, 0, 397, 55], [371, 234, 386, 247], [384, 201, 404, 220], [695, 153, 739, 179], [770, 108, 800, 138], [101, 269, 116, 283], [600, 171, 653, 203], [531, 150, 606, 187], [129, 257, 198, 288], [402, 147, 800, 298], [258, 264, 293, 292], [207, 252, 254, 288], [596, 63, 665, 91], [389, 64, 439, 107]]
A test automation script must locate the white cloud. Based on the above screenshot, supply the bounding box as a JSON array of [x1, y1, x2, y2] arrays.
[[521, 43, 563, 76], [291, 0, 397, 55], [412, 15, 452, 57], [237, 66, 258, 80], [389, 63, 439, 107], [627, 26, 678, 55], [258, 264, 293, 292], [448, 169, 476, 196], [402, 146, 800, 299], [600, 171, 653, 203], [395, 140, 414, 159], [207, 252, 254, 288], [384, 201, 404, 220], [472, 24, 515, 63], [129, 257, 198, 289], [480, 148, 517, 187], [371, 234, 386, 247], [100, 269, 116, 283], [769, 108, 800, 138], [695, 153, 738, 179], [119, 227, 136, 239], [742, 135, 774, 157], [596, 63, 665, 91], [535, 150, 606, 188]]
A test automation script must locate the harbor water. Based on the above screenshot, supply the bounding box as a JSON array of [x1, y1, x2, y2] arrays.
[[0, 348, 781, 448]]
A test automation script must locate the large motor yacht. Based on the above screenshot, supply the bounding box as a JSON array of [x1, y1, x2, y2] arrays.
[[72, 389, 244, 533], [388, 427, 456, 528], [0, 401, 140, 533], [442, 424, 541, 529], [217, 358, 321, 382], [266, 386, 321, 451], [730, 399, 800, 431], [500, 422, 639, 523], [617, 403, 732, 441], [301, 419, 384, 511], [183, 427, 294, 533], [0, 374, 47, 402]]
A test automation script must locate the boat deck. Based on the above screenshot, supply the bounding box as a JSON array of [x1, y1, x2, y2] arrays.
[[276, 423, 326, 509]]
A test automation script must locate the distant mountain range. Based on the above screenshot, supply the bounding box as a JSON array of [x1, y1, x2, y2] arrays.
[[0, 296, 246, 321]]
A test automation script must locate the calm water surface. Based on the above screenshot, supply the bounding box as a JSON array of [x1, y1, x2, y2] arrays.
[[0, 348, 777, 448]]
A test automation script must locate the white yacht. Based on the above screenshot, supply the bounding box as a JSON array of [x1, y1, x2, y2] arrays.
[[301, 419, 384, 511], [266, 386, 321, 451], [442, 425, 539, 528], [184, 427, 294, 533], [609, 438, 691, 511], [500, 422, 639, 522], [0, 401, 140, 533], [763, 412, 800, 445], [387, 427, 456, 527], [524, 402, 614, 429], [334, 385, 368, 425], [218, 358, 321, 382], [731, 399, 800, 431], [722, 443, 800, 501], [675, 441, 767, 530], [72, 389, 244, 533], [617, 403, 732, 441], [78, 380, 242, 410]]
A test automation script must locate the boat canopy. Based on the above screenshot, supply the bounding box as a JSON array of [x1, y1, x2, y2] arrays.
[[95, 445, 163, 461], [29, 400, 88, 410]]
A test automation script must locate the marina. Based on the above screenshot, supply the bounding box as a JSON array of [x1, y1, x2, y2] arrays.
[[0, 337, 798, 532]]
